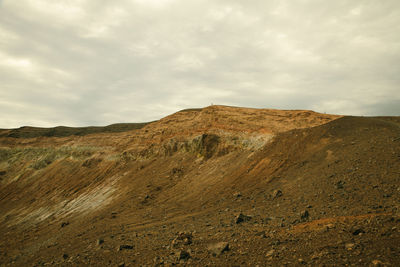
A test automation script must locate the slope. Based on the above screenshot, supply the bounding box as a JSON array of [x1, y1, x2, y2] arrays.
[[0, 106, 399, 266]]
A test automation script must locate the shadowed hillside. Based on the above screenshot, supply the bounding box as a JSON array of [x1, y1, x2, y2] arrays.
[[0, 106, 399, 266]]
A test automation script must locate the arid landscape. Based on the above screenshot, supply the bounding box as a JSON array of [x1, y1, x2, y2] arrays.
[[0, 105, 399, 266]]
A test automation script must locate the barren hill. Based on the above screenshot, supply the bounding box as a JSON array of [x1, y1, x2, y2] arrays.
[[0, 105, 399, 266]]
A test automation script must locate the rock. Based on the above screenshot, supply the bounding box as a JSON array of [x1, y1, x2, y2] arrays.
[[117, 244, 134, 251], [177, 250, 191, 260], [96, 239, 104, 246], [272, 189, 282, 199], [207, 242, 229, 256], [345, 243, 356, 250], [335, 180, 345, 189], [234, 192, 242, 198], [300, 210, 309, 220], [326, 223, 335, 230], [256, 231, 267, 238], [60, 222, 69, 228], [171, 232, 193, 248], [62, 254, 69, 260], [235, 213, 252, 224], [370, 259, 388, 266], [117, 262, 125, 267], [352, 228, 365, 236], [266, 249, 274, 257], [298, 258, 306, 264]]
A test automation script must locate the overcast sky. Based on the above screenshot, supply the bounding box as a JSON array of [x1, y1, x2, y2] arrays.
[[0, 0, 399, 128]]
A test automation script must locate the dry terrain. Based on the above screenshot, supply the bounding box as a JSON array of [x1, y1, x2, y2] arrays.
[[0, 105, 399, 266]]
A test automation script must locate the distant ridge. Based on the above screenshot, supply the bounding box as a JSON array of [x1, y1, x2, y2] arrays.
[[0, 122, 151, 138]]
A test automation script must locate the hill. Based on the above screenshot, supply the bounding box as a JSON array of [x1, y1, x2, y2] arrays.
[[0, 106, 399, 266]]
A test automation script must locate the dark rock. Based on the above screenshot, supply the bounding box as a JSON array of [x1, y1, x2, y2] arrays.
[[352, 228, 365, 236], [62, 254, 68, 260], [117, 262, 125, 267], [235, 213, 252, 224], [207, 242, 229, 256], [300, 210, 309, 220], [96, 239, 104, 246], [117, 244, 134, 251], [177, 250, 191, 260], [234, 192, 242, 198], [335, 180, 345, 189], [272, 189, 283, 199], [61, 222, 69, 228]]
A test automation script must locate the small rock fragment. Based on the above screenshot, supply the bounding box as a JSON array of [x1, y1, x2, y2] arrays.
[[272, 189, 282, 199], [266, 249, 274, 257], [235, 213, 252, 224], [371, 259, 386, 266], [177, 250, 191, 260], [352, 228, 365, 236], [300, 210, 309, 220], [207, 242, 229, 256], [171, 232, 193, 248], [96, 239, 104, 246], [298, 258, 306, 264], [117, 244, 134, 251], [345, 243, 356, 250]]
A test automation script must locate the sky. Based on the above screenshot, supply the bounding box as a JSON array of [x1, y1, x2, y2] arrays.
[[0, 0, 399, 128]]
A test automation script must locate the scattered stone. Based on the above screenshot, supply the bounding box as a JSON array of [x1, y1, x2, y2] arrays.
[[272, 189, 283, 199], [60, 222, 69, 228], [266, 249, 275, 257], [345, 243, 356, 250], [96, 239, 104, 246], [300, 210, 309, 220], [352, 228, 365, 236], [62, 254, 69, 260], [326, 223, 335, 230], [171, 232, 193, 248], [207, 242, 229, 256], [298, 258, 306, 264], [117, 262, 125, 267], [256, 231, 267, 238], [153, 256, 164, 265], [235, 213, 252, 224], [117, 244, 134, 251], [371, 259, 386, 266], [335, 180, 345, 189], [177, 250, 191, 260], [234, 192, 242, 198]]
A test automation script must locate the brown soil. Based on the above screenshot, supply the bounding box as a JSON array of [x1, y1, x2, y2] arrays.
[[0, 105, 399, 266]]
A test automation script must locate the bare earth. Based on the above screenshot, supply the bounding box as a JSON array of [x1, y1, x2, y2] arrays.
[[0, 105, 399, 266]]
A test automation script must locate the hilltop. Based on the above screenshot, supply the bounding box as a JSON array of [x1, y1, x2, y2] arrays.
[[0, 105, 399, 266]]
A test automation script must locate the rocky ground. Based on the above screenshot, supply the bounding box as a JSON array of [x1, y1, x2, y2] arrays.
[[0, 106, 399, 266]]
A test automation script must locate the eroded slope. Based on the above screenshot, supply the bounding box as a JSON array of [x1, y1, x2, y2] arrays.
[[1, 106, 399, 266]]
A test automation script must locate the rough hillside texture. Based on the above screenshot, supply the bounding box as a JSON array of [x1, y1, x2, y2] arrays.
[[0, 106, 399, 266]]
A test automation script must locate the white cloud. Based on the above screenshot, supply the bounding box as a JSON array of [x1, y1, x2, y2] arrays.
[[0, 0, 399, 128]]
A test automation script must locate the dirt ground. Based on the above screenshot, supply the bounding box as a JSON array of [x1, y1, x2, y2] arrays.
[[0, 106, 399, 266]]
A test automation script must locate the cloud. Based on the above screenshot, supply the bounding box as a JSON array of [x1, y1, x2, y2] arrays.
[[0, 0, 399, 127]]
